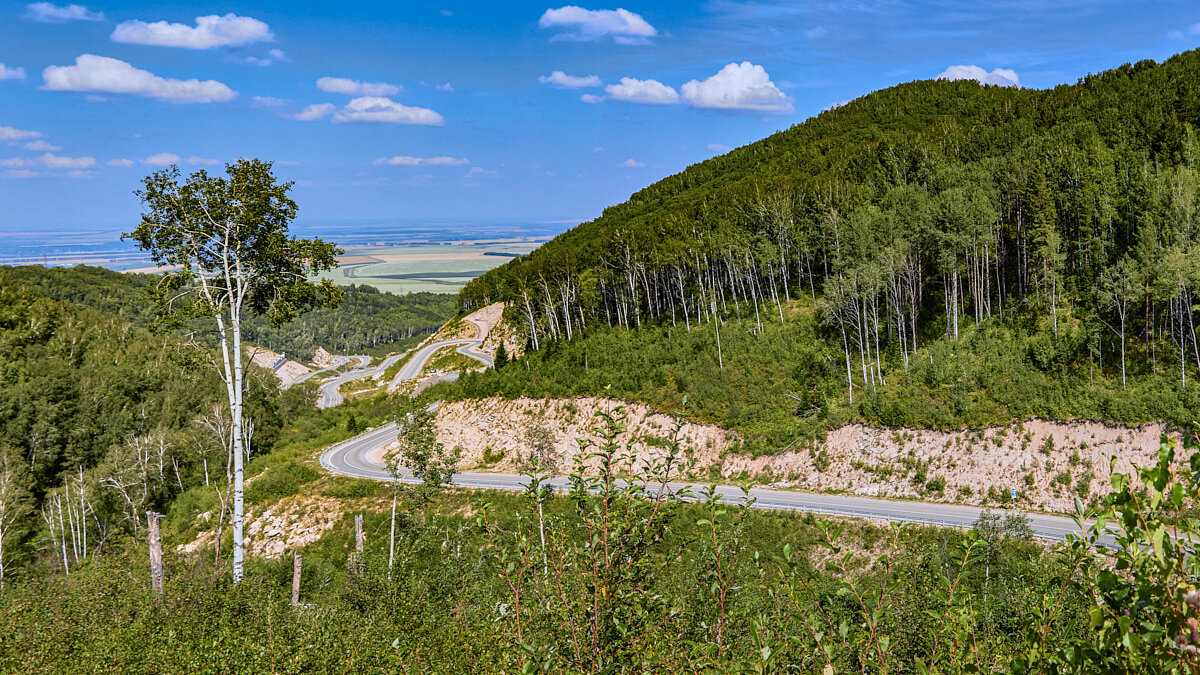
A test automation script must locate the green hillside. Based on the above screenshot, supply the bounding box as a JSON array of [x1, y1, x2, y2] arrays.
[[450, 51, 1200, 448], [3, 266, 456, 361]]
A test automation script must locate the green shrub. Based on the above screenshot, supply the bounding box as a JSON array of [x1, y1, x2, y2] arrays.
[[245, 461, 320, 504], [322, 477, 386, 499]]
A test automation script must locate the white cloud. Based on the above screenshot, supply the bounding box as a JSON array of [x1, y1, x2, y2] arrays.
[[43, 55, 237, 103], [707, 143, 731, 153], [681, 62, 793, 113], [1, 158, 28, 167], [621, 158, 644, 168], [187, 156, 220, 165], [25, 3, 103, 22], [143, 152, 181, 166], [23, 140, 60, 151], [539, 6, 657, 44], [804, 26, 826, 38], [937, 65, 1020, 88], [580, 93, 605, 104], [317, 77, 402, 97], [0, 64, 27, 81], [604, 77, 678, 104], [434, 82, 454, 92], [111, 14, 273, 49], [41, 152, 94, 169], [332, 97, 444, 125], [0, 125, 41, 140], [6, 169, 38, 178], [1168, 23, 1200, 39], [238, 49, 289, 67], [107, 158, 134, 167], [539, 71, 602, 89], [253, 95, 288, 108], [288, 103, 335, 121], [67, 169, 93, 178], [373, 155, 469, 166], [465, 166, 496, 177]]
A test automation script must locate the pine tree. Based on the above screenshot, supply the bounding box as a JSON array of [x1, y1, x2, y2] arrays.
[[495, 342, 509, 369]]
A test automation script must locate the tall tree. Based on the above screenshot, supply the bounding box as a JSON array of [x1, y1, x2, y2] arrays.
[[0, 447, 30, 593], [124, 159, 342, 583]]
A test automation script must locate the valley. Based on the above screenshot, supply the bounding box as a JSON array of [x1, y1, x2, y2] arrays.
[[5, 40, 1200, 674]]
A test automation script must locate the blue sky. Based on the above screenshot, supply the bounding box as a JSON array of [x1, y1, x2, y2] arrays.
[[1, 1, 1200, 234]]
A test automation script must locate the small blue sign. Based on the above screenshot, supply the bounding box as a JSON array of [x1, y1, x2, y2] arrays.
[[1010, 488, 1017, 501]]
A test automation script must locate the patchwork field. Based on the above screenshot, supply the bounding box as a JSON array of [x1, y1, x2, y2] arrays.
[[316, 240, 543, 294]]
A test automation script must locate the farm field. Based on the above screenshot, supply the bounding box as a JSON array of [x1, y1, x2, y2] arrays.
[[317, 240, 543, 294]]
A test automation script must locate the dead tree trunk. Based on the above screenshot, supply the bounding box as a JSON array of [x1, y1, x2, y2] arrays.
[[147, 511, 163, 594]]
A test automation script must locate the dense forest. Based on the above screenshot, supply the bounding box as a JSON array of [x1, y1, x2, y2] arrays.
[[0, 270, 323, 582], [454, 51, 1200, 445], [3, 266, 456, 361]]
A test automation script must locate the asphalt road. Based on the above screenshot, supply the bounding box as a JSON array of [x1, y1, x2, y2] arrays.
[[316, 355, 372, 409], [320, 423, 1093, 542], [388, 316, 494, 389], [289, 355, 353, 387]]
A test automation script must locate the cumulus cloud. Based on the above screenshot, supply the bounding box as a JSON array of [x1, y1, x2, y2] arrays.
[[0, 125, 41, 141], [620, 158, 644, 167], [937, 65, 1020, 88], [23, 140, 60, 151], [539, 6, 657, 44], [434, 82, 454, 92], [0, 64, 27, 81], [1167, 23, 1200, 39], [237, 49, 289, 67], [6, 169, 38, 178], [143, 152, 181, 166], [112, 14, 273, 49], [0, 158, 28, 167], [580, 93, 605, 104], [252, 95, 288, 108], [107, 158, 134, 167], [288, 103, 335, 121], [373, 155, 470, 166], [465, 166, 496, 177], [539, 71, 602, 88], [604, 77, 678, 104], [317, 77, 402, 97], [187, 156, 219, 165], [41, 152, 94, 169], [681, 62, 792, 113], [25, 3, 103, 22], [43, 55, 237, 103], [331, 97, 444, 125]]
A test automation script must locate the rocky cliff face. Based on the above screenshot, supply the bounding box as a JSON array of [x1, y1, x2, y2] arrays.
[[429, 396, 1180, 512]]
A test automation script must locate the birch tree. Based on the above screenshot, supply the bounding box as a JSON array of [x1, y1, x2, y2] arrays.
[[0, 448, 31, 592], [124, 158, 342, 583]]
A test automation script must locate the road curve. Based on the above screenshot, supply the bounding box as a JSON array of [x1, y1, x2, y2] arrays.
[[321, 424, 1091, 542], [389, 315, 494, 389], [318, 354, 414, 409], [289, 355, 353, 387]]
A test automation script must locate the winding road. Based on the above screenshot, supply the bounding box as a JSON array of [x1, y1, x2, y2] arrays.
[[318, 354, 410, 409], [388, 316, 494, 389], [321, 423, 1092, 542]]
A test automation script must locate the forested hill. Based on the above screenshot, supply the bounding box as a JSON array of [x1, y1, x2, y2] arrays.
[[4, 266, 456, 361], [449, 50, 1200, 448]]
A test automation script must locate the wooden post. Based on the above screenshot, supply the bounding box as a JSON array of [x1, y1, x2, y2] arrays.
[[147, 511, 164, 594], [291, 552, 302, 607]]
